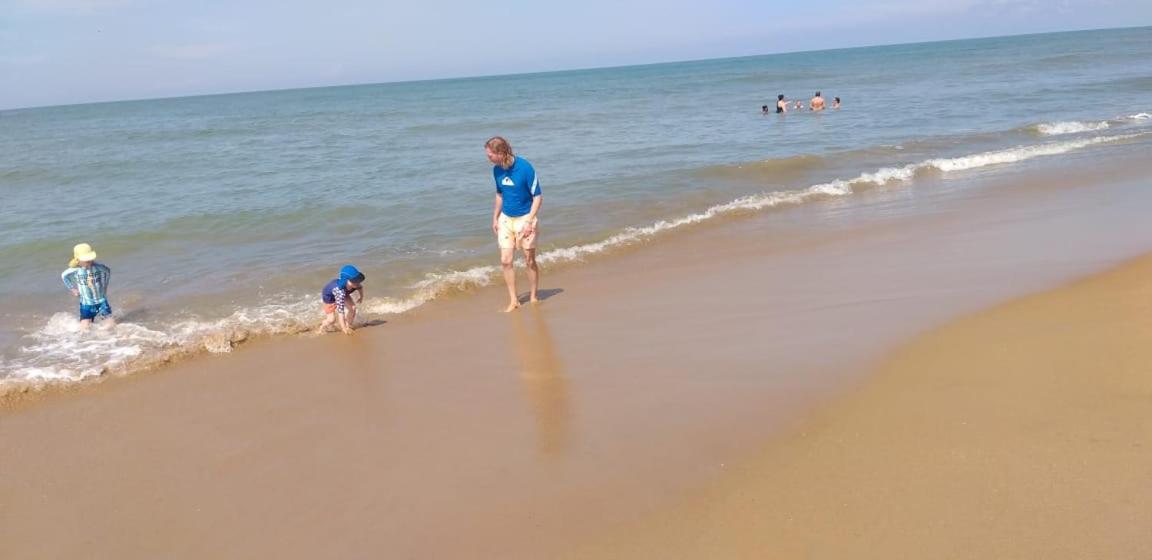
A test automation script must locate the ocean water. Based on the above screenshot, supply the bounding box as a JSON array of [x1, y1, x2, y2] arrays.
[[1, 26, 1150, 390]]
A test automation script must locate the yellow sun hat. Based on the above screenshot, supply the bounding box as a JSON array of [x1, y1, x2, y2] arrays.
[[72, 243, 97, 262]]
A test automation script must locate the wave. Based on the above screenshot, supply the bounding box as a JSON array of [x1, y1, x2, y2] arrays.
[[1033, 121, 1110, 136], [1023, 112, 1151, 136], [2, 131, 1145, 398]]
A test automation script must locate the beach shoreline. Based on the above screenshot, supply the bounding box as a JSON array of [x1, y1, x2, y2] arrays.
[[3, 26, 1150, 386], [4, 152, 1152, 557]]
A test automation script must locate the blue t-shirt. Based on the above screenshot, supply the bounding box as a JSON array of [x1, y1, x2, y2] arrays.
[[493, 157, 541, 218]]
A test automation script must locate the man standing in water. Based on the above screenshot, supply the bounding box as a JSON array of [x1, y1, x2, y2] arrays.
[[486, 136, 542, 312], [810, 91, 826, 111]]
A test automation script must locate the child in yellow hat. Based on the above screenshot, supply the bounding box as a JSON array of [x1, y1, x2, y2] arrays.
[[61, 243, 115, 330]]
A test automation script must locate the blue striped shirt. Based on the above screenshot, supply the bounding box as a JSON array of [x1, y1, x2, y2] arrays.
[[61, 263, 111, 306]]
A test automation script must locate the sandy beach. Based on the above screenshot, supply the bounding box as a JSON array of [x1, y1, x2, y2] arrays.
[[3, 160, 1152, 558], [569, 249, 1152, 559]]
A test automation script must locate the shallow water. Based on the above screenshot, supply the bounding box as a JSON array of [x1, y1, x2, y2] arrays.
[[0, 26, 1150, 386]]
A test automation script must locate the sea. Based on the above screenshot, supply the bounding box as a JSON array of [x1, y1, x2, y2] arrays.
[[1, 26, 1150, 392]]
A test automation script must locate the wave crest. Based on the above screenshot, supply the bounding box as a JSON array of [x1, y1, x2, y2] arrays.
[[1034, 121, 1110, 136]]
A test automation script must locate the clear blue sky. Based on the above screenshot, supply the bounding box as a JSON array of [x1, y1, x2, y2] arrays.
[[2, 0, 1149, 109]]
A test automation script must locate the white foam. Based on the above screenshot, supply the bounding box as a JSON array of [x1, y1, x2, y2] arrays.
[[4, 131, 1144, 393], [1035, 121, 1110, 135], [0, 299, 318, 391], [1126, 113, 1151, 121], [923, 134, 1136, 172]]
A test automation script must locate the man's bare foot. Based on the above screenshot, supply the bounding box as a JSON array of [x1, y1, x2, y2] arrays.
[[502, 301, 521, 313], [529, 295, 540, 305]]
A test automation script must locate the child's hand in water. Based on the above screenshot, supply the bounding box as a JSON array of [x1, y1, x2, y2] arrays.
[[70, 289, 79, 297], [342, 326, 354, 335]]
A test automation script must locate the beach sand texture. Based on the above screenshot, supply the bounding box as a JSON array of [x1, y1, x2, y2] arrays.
[[570, 252, 1152, 560]]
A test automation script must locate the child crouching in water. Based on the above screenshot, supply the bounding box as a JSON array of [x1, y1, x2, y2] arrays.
[[318, 264, 365, 335], [61, 242, 115, 331]]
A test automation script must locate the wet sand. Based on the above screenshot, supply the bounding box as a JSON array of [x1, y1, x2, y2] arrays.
[[569, 250, 1152, 560], [3, 162, 1152, 558]]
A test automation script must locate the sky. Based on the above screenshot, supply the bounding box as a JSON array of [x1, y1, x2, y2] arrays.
[[1, 0, 1150, 109]]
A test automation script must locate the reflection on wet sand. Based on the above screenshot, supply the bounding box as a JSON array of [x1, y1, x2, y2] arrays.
[[509, 307, 570, 458]]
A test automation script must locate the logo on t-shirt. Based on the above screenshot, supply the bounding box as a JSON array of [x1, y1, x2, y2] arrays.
[[501, 177, 515, 187]]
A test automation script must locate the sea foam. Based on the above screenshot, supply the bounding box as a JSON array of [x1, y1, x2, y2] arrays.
[[1035, 121, 1110, 136]]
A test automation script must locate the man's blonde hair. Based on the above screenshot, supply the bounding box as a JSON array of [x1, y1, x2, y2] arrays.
[[485, 136, 514, 165]]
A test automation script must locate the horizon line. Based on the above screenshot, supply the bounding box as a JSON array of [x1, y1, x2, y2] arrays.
[[3, 24, 1148, 112]]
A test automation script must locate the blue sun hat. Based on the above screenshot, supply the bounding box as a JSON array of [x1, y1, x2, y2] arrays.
[[339, 264, 365, 284]]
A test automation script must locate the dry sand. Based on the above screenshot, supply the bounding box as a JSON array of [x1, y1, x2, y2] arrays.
[[570, 252, 1152, 559]]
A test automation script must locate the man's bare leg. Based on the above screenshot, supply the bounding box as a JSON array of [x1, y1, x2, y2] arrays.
[[501, 248, 520, 312], [525, 248, 540, 304]]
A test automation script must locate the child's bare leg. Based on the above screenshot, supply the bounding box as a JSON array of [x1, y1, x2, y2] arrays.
[[79, 319, 92, 331], [317, 313, 336, 333]]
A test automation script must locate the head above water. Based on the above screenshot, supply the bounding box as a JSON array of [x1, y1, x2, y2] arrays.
[[485, 136, 515, 168], [777, 94, 785, 101], [815, 91, 821, 97]]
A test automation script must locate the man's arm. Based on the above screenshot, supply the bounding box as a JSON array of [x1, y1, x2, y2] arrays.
[[493, 193, 503, 234], [524, 164, 543, 233], [523, 194, 543, 236], [525, 194, 543, 228]]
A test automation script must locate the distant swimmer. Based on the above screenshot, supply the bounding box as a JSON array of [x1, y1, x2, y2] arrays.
[[487, 136, 542, 313], [762, 105, 771, 115], [776, 94, 787, 113], [832, 96, 841, 109], [810, 91, 825, 111], [61, 243, 115, 331], [794, 101, 804, 111]]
